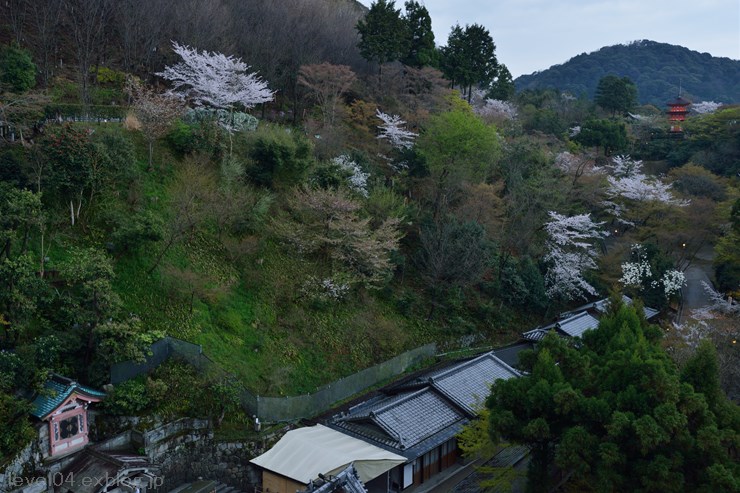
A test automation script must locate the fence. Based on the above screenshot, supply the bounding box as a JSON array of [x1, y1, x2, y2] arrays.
[[110, 337, 436, 422]]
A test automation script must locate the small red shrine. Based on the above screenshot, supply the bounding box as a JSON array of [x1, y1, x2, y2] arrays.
[[667, 95, 691, 133], [30, 374, 106, 457]]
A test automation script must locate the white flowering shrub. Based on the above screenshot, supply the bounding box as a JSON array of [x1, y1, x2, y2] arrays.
[[301, 276, 351, 304], [655, 270, 686, 297], [376, 109, 417, 150], [619, 245, 652, 287], [332, 155, 369, 197], [619, 243, 686, 301]]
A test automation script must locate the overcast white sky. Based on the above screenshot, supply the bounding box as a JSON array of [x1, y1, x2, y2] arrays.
[[356, 0, 740, 77]]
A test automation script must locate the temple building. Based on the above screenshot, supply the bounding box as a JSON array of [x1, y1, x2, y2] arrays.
[[667, 95, 691, 134], [30, 374, 106, 458]]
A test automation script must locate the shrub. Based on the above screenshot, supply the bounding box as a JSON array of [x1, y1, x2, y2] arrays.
[[0, 44, 36, 93]]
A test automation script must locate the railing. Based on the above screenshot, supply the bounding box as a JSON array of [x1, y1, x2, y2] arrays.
[[110, 337, 436, 423]]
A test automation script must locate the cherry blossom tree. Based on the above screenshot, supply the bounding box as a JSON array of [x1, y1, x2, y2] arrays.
[[691, 101, 722, 115], [554, 151, 604, 185], [376, 109, 417, 150], [544, 211, 607, 300], [602, 155, 688, 224], [474, 98, 518, 122], [619, 243, 686, 302], [331, 155, 370, 198], [157, 41, 274, 111], [126, 77, 184, 170]]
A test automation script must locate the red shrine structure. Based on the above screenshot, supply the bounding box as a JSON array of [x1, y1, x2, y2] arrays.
[[30, 374, 106, 457], [667, 95, 691, 133]]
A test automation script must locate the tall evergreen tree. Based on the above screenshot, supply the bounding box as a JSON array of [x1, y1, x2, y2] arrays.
[[441, 23, 498, 101], [487, 302, 740, 493], [595, 74, 638, 117], [401, 1, 436, 68], [356, 0, 408, 80], [487, 64, 515, 101]]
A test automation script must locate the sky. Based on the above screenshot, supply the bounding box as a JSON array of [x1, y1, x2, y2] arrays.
[[356, 0, 740, 78]]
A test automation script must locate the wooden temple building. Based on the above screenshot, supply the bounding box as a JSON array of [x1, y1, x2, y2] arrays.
[[30, 374, 106, 458], [667, 95, 691, 134]]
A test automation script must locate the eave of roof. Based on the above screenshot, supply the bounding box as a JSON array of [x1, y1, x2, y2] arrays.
[[30, 375, 106, 419]]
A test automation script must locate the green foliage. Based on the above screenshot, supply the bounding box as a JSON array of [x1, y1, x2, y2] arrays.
[[166, 120, 198, 155], [487, 65, 515, 101], [714, 198, 740, 295], [0, 392, 35, 465], [417, 105, 499, 183], [92, 66, 127, 87], [676, 107, 740, 177], [104, 378, 151, 415], [441, 23, 498, 97], [487, 303, 740, 492], [574, 118, 628, 155], [595, 75, 638, 116], [244, 126, 313, 189], [356, 0, 408, 66], [0, 44, 36, 93], [401, 1, 436, 68]]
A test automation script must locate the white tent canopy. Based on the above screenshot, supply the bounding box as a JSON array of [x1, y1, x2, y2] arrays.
[[250, 424, 406, 484]]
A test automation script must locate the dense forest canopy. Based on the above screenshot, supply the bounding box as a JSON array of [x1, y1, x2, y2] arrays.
[[515, 40, 740, 106]]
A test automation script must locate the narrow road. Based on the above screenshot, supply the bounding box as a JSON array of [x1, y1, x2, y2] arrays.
[[679, 244, 715, 323]]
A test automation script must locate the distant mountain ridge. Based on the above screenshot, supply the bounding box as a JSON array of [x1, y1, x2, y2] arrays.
[[514, 40, 740, 107]]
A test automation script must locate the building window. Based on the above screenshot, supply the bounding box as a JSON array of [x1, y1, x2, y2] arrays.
[[60, 416, 79, 440]]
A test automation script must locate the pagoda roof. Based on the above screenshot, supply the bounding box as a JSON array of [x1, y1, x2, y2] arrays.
[[30, 374, 106, 420], [666, 96, 691, 106]]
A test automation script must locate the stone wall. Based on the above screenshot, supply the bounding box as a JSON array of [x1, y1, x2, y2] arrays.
[[140, 419, 285, 492]]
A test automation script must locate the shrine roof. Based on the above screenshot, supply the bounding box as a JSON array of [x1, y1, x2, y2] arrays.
[[30, 374, 106, 419], [666, 96, 691, 106]]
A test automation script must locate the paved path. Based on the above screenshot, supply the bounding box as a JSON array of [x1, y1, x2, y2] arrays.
[[678, 244, 715, 323]]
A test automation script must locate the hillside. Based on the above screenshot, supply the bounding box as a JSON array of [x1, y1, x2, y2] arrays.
[[514, 40, 740, 106]]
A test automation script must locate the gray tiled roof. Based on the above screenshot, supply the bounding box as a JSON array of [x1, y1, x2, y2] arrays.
[[431, 353, 520, 414], [492, 341, 535, 368], [557, 312, 599, 338], [338, 388, 465, 450], [331, 351, 521, 459]]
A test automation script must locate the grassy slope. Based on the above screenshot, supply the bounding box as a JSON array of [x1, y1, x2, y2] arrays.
[[106, 128, 439, 396]]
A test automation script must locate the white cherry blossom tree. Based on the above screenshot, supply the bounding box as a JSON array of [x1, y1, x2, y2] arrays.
[[691, 101, 721, 115], [619, 243, 686, 299], [602, 155, 688, 224], [376, 109, 417, 150], [157, 41, 274, 111], [544, 211, 608, 300]]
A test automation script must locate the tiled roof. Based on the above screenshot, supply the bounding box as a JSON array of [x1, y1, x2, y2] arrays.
[[492, 341, 535, 368], [30, 375, 106, 419], [431, 353, 520, 414], [338, 388, 465, 450], [557, 312, 599, 338], [331, 351, 520, 459], [300, 465, 367, 493]]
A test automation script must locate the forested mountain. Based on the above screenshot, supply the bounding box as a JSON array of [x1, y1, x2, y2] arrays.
[[515, 40, 740, 106]]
